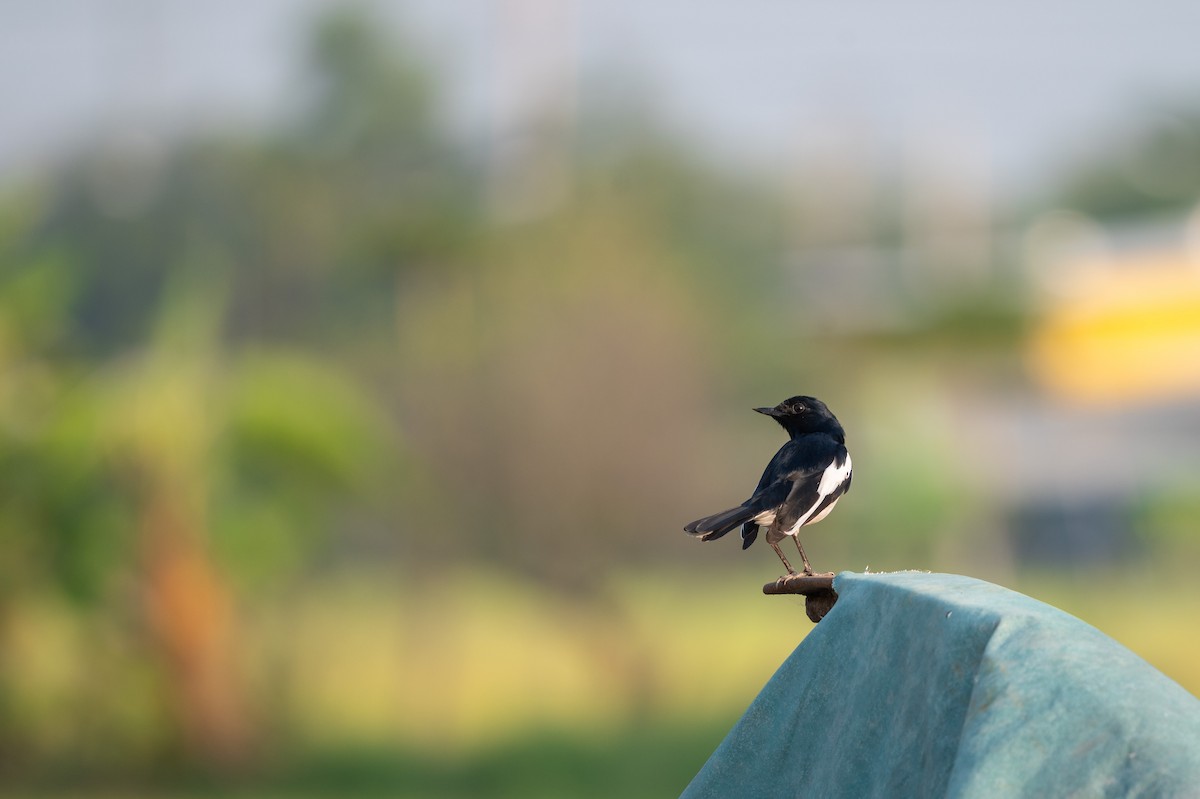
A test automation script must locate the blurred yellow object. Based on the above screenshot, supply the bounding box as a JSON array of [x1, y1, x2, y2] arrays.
[[1029, 255, 1200, 404]]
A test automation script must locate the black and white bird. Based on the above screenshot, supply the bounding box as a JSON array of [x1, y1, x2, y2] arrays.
[[684, 395, 852, 576]]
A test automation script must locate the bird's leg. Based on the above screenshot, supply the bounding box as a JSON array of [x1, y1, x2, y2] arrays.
[[793, 537, 814, 576], [769, 540, 797, 575]]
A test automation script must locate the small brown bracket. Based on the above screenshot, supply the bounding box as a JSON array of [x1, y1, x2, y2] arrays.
[[763, 572, 838, 623]]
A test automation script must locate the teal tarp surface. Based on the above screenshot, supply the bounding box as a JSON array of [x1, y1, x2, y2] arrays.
[[682, 572, 1200, 798]]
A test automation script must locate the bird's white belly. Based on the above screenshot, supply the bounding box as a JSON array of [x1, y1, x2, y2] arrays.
[[802, 495, 841, 528], [752, 496, 841, 536]]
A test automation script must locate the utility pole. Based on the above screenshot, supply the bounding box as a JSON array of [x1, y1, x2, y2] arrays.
[[486, 0, 576, 223]]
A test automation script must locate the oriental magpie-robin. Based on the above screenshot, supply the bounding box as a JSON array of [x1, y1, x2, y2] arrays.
[[684, 396, 852, 575]]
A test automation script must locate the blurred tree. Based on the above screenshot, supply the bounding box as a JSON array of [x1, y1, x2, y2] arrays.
[[297, 7, 438, 160], [0, 259, 398, 767], [89, 273, 398, 765], [395, 199, 723, 588], [15, 8, 473, 363], [0, 9, 436, 767], [0, 234, 80, 761], [1053, 105, 1200, 221]]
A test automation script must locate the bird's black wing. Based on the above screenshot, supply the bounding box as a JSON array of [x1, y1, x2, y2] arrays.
[[749, 434, 842, 498], [772, 436, 851, 534], [685, 437, 808, 542], [727, 434, 842, 549], [686, 434, 849, 546]]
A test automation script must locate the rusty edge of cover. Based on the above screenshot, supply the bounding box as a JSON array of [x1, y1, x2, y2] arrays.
[[763, 572, 838, 623]]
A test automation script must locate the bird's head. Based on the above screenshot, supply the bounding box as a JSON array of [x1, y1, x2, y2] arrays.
[[754, 395, 844, 440]]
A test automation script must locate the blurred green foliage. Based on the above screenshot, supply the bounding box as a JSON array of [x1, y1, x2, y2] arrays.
[[1, 6, 1198, 797], [1053, 104, 1200, 221]]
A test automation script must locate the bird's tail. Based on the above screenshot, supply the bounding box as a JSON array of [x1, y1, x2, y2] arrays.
[[684, 504, 758, 542]]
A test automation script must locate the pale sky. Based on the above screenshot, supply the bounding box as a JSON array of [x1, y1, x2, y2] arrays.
[[3, 0, 1200, 197]]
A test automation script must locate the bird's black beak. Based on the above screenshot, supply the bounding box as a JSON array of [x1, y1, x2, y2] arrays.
[[754, 406, 779, 417]]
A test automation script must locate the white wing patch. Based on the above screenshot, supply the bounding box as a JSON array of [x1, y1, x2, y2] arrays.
[[818, 452, 852, 495], [785, 453, 853, 536]]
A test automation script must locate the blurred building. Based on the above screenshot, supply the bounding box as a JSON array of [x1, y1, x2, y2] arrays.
[[1005, 206, 1200, 566]]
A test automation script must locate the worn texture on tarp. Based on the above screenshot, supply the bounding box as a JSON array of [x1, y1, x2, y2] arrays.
[[681, 571, 1200, 799]]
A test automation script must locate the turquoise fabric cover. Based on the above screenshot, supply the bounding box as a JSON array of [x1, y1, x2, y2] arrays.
[[681, 571, 1200, 798]]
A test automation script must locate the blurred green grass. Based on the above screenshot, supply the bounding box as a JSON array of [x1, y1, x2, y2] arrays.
[[8, 567, 1198, 798], [5, 723, 727, 799]]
